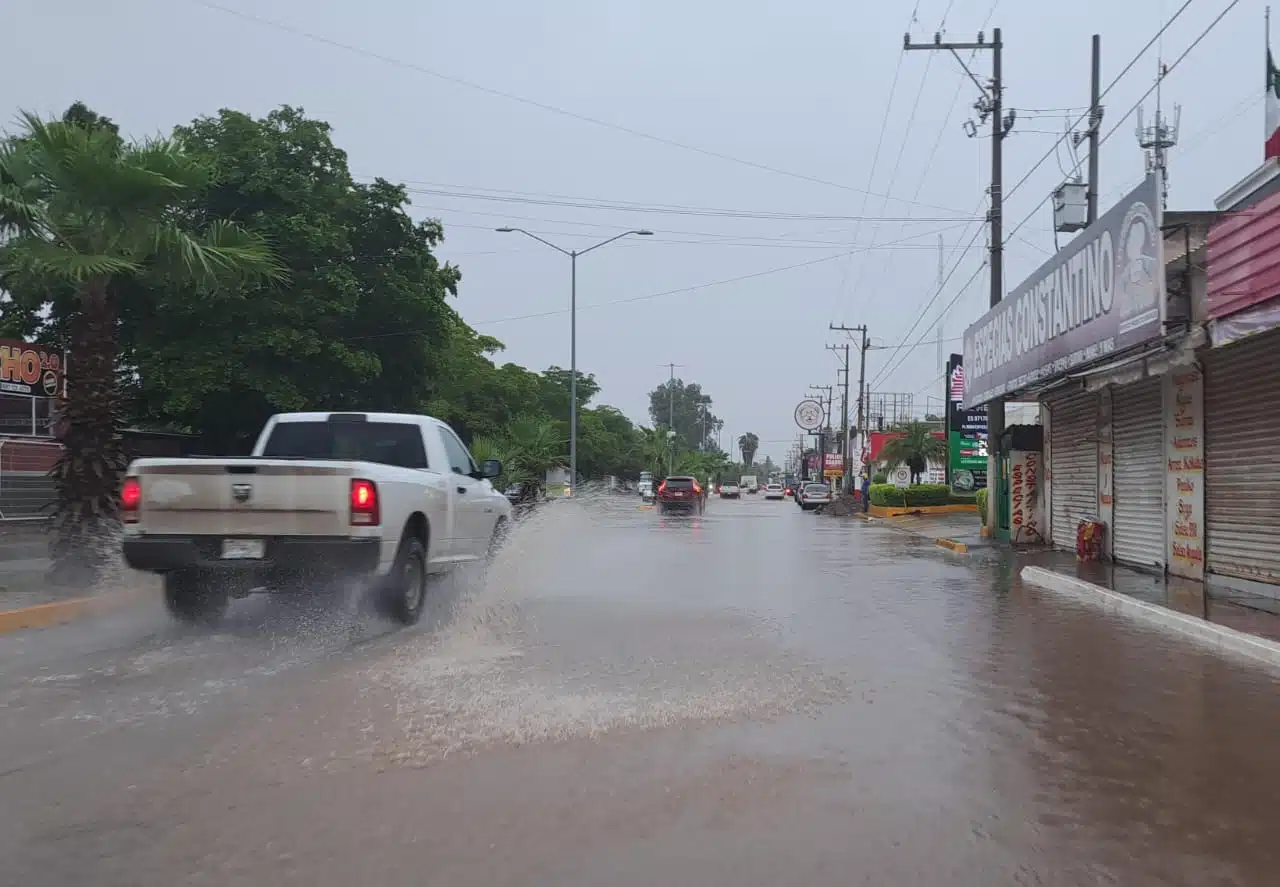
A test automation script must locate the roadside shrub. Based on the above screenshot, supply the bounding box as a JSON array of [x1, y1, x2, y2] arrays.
[[976, 487, 989, 526], [869, 483, 903, 506], [903, 483, 950, 506], [872, 472, 887, 484]]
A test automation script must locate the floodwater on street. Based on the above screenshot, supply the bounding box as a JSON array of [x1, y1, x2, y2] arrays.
[[2, 492, 1280, 886]]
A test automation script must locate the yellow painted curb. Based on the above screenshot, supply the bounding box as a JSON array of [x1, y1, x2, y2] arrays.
[[0, 587, 151, 635], [935, 538, 969, 554], [868, 503, 979, 518]]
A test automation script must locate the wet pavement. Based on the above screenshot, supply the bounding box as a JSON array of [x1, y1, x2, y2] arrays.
[[2, 494, 1280, 886]]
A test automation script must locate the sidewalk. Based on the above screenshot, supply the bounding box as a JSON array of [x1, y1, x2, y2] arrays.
[[1017, 548, 1280, 646], [872, 512, 1280, 661]]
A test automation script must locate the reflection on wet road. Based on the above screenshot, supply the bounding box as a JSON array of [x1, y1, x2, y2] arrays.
[[3, 493, 1280, 885]]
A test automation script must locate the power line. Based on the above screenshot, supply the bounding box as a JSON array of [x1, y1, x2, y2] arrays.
[[187, 0, 970, 214], [830, 0, 926, 319], [874, 258, 988, 388], [389, 182, 976, 222], [1004, 0, 1240, 244], [841, 0, 957, 319], [999, 0, 1197, 211], [867, 222, 987, 389], [849, 0, 1002, 320], [365, 176, 982, 219], [434, 218, 980, 251], [344, 244, 881, 339]]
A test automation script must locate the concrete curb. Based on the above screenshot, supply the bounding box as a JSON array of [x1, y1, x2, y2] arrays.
[[0, 587, 152, 635], [1021, 566, 1280, 670], [935, 538, 969, 554]]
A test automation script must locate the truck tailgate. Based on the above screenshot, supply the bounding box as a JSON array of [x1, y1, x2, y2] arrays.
[[132, 460, 353, 537]]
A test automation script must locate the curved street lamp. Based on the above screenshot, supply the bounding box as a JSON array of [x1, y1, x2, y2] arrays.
[[495, 227, 653, 493]]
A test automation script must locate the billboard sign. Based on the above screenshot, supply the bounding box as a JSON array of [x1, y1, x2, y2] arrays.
[[822, 453, 843, 478], [945, 353, 988, 492], [0, 339, 63, 398], [962, 174, 1165, 407]]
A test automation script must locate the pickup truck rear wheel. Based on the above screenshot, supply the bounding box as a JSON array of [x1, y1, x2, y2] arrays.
[[383, 535, 428, 625], [163, 571, 228, 626]]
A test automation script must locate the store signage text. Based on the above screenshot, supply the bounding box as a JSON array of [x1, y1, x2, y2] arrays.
[[962, 175, 1164, 408], [0, 339, 63, 398], [1009, 450, 1042, 543], [1165, 367, 1205, 579]]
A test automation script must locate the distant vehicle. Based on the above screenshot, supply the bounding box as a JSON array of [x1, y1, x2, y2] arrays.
[[798, 482, 832, 511], [638, 471, 655, 500], [719, 482, 742, 499], [763, 483, 784, 500], [121, 411, 512, 626], [740, 475, 759, 494], [657, 476, 704, 514]]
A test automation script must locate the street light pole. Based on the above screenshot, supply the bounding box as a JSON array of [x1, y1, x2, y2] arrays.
[[496, 227, 653, 494]]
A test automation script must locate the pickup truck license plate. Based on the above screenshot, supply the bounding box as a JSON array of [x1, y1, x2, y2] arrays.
[[221, 538, 265, 560]]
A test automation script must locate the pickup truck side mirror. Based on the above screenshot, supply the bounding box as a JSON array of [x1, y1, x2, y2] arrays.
[[476, 458, 502, 480]]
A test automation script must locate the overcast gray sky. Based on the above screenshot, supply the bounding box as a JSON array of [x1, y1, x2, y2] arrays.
[[1, 0, 1259, 462]]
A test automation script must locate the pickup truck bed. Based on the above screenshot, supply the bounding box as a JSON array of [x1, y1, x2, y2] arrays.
[[121, 411, 512, 625]]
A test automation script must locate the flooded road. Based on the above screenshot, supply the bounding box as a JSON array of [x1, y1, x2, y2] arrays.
[[2, 493, 1280, 886]]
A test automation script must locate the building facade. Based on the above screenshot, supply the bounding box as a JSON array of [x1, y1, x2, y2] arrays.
[[961, 173, 1220, 572]]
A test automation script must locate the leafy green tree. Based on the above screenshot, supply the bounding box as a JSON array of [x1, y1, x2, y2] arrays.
[[648, 378, 719, 451], [877, 420, 947, 484], [122, 107, 457, 454], [537, 366, 601, 423], [737, 432, 759, 467], [577, 405, 643, 479], [0, 110, 281, 578]]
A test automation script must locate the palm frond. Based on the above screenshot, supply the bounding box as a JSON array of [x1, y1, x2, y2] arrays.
[[153, 220, 287, 284], [0, 237, 139, 282]]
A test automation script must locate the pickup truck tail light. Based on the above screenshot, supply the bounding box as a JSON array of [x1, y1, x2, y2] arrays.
[[120, 477, 141, 523], [350, 478, 380, 526]]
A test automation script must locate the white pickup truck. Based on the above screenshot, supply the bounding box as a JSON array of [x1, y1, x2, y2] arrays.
[[121, 411, 512, 625]]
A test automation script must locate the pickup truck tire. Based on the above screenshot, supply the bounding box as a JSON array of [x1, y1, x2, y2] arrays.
[[382, 534, 428, 625], [164, 571, 229, 626]]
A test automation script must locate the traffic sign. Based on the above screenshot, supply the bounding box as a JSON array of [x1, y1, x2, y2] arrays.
[[794, 399, 824, 431]]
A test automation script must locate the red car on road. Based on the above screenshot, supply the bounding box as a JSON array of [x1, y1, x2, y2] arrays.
[[656, 476, 705, 514]]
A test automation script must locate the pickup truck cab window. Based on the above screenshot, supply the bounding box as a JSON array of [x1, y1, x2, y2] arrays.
[[438, 426, 478, 475], [261, 420, 429, 469]]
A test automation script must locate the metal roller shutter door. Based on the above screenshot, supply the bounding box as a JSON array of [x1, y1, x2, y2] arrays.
[[1205, 331, 1280, 584], [1050, 391, 1099, 549], [1112, 377, 1165, 569]]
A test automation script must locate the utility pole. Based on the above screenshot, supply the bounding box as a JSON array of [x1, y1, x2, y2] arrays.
[[826, 342, 852, 493], [662, 362, 683, 476], [906, 27, 1010, 534], [808, 384, 833, 480], [831, 323, 869, 488], [1087, 35, 1102, 225]]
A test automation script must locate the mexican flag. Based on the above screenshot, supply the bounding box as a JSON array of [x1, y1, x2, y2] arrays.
[[1268, 47, 1280, 159]]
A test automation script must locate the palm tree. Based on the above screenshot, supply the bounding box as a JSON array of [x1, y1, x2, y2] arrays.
[[737, 432, 759, 467], [0, 112, 283, 580], [485, 418, 564, 501], [638, 426, 671, 477], [876, 421, 947, 485]]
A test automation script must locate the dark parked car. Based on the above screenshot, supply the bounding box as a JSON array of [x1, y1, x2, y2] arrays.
[[656, 476, 704, 514]]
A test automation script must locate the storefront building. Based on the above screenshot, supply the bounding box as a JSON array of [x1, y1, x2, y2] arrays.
[[961, 173, 1216, 567], [1203, 158, 1280, 589]]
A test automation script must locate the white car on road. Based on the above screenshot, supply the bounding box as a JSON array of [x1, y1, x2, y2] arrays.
[[764, 483, 785, 500], [718, 482, 741, 499], [798, 482, 832, 510], [121, 411, 512, 626]]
